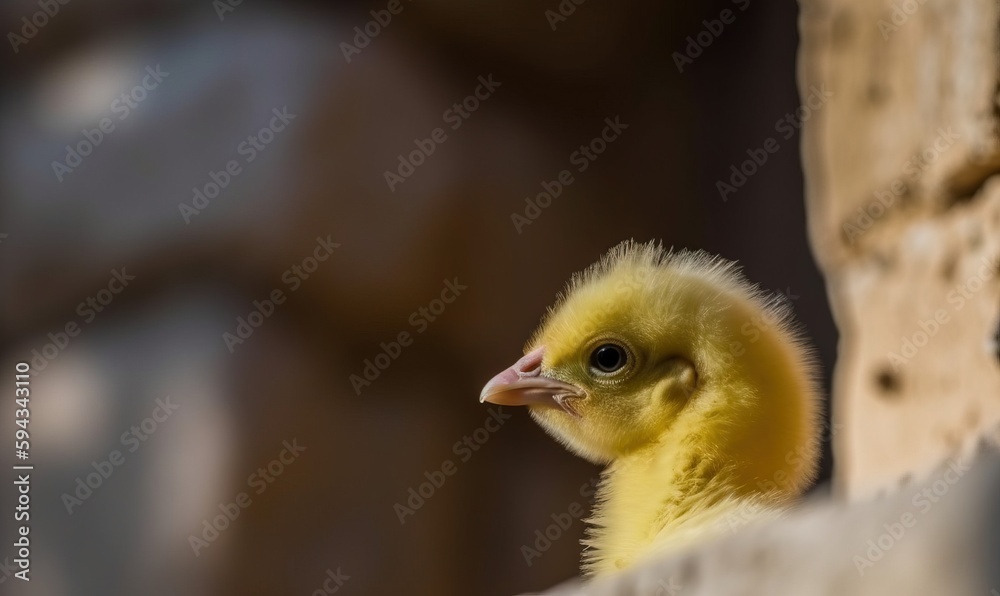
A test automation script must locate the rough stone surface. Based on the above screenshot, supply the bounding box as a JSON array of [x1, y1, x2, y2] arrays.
[[798, 0, 1000, 499], [540, 455, 998, 596]]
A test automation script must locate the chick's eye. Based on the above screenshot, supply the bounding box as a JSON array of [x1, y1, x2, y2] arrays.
[[590, 343, 628, 374]]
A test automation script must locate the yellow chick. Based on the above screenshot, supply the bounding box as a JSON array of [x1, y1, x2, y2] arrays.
[[480, 241, 821, 576]]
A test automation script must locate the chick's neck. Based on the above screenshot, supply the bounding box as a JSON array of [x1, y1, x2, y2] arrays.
[[583, 426, 768, 576]]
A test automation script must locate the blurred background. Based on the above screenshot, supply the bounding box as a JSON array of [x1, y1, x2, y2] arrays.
[[0, 1, 838, 594]]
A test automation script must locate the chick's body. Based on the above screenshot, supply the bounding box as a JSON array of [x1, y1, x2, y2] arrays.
[[481, 241, 820, 576]]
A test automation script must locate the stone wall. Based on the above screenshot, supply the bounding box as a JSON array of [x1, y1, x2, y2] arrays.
[[798, 0, 1000, 499]]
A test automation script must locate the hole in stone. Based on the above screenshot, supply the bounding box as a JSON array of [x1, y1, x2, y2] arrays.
[[942, 155, 1000, 206], [941, 254, 957, 280], [875, 369, 901, 395], [867, 83, 888, 104]]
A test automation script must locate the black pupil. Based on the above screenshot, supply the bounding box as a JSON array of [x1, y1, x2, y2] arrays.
[[592, 344, 625, 372]]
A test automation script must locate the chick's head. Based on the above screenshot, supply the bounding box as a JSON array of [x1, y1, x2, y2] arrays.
[[481, 245, 705, 464]]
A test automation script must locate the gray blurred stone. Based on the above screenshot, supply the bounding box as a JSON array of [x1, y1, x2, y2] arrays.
[[542, 454, 999, 596]]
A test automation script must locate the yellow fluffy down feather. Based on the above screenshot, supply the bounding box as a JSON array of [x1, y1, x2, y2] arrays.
[[480, 240, 821, 576]]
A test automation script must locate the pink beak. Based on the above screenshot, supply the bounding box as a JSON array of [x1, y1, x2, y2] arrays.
[[479, 347, 585, 417]]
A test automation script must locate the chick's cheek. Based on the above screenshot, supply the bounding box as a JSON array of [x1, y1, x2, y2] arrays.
[[654, 358, 698, 403]]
